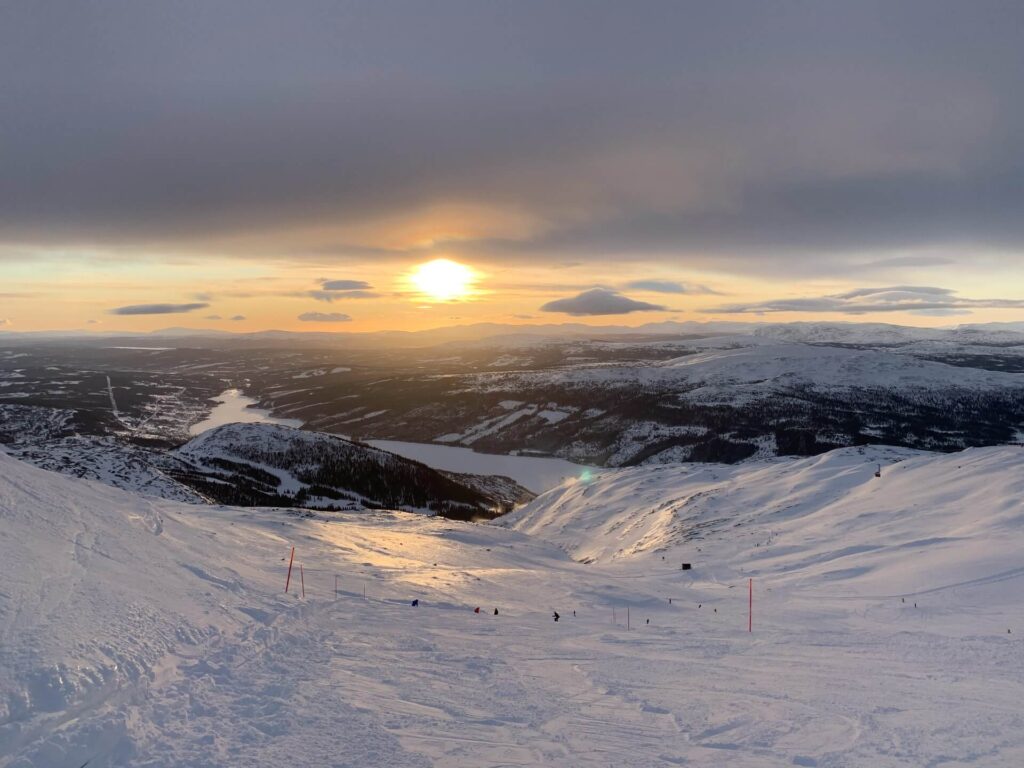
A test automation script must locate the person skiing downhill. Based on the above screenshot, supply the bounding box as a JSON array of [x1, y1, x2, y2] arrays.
[[552, 611, 560, 622]]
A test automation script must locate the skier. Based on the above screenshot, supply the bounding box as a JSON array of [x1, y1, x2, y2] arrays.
[[552, 611, 560, 622], [474, 607, 480, 613], [411, 599, 419, 607], [494, 608, 499, 616]]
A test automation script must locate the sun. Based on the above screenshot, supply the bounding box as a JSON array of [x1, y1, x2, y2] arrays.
[[409, 258, 478, 301]]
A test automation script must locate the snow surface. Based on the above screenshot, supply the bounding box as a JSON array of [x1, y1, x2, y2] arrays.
[[3, 445, 1024, 766]]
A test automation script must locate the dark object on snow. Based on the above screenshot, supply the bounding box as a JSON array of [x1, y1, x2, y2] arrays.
[[494, 608, 499, 616], [411, 599, 419, 607], [553, 611, 560, 622], [646, 619, 650, 625], [681, 563, 692, 570], [474, 607, 480, 613]]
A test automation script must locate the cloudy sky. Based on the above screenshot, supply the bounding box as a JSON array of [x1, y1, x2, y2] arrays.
[[2, 1, 1023, 332]]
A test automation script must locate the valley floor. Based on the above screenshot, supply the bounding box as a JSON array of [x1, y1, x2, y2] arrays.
[[2, 448, 1023, 767]]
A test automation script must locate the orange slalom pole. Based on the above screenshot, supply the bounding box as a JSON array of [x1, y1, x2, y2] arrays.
[[284, 546, 296, 593]]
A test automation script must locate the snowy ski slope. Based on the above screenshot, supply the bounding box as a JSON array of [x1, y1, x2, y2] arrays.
[[2, 445, 1024, 766]]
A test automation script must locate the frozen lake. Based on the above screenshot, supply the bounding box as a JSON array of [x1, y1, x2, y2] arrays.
[[367, 439, 596, 494], [189, 389, 304, 435]]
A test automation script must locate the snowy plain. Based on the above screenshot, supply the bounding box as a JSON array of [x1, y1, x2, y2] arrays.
[[2, 444, 1024, 767]]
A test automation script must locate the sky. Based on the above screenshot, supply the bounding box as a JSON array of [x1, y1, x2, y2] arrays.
[[2, 1, 1023, 333]]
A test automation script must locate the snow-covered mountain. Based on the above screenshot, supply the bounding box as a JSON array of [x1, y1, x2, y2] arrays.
[[3, 444, 1024, 766]]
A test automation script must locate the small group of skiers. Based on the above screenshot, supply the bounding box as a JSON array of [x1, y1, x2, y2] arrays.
[[411, 600, 500, 615], [406, 602, 676, 628], [410, 600, 593, 622]]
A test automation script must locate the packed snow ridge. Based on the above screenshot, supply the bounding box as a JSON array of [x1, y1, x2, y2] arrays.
[[2, 443, 1024, 766]]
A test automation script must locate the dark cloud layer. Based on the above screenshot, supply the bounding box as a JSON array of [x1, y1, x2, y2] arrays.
[[109, 302, 209, 315], [541, 288, 667, 316], [308, 290, 379, 302], [706, 286, 1024, 315], [2, 2, 1023, 274], [321, 280, 372, 291], [625, 280, 719, 295], [298, 311, 352, 323]]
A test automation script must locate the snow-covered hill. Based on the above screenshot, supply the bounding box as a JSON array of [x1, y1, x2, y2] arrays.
[[0, 411, 535, 517], [171, 422, 533, 518], [434, 337, 1024, 464], [3, 445, 1024, 766], [479, 335, 1024, 396], [503, 444, 1024, 591], [8, 435, 207, 503]]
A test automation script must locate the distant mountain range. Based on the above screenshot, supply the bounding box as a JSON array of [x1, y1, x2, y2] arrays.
[[255, 327, 1024, 465], [4, 320, 1024, 468], [4, 317, 1024, 348]]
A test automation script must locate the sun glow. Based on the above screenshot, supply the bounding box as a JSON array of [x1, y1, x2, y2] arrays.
[[409, 258, 478, 301]]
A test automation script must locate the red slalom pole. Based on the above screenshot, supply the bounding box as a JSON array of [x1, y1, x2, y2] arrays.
[[284, 546, 296, 593], [300, 564, 306, 599], [748, 578, 753, 633]]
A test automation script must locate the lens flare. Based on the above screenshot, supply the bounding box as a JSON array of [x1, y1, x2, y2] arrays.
[[409, 259, 477, 301]]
